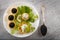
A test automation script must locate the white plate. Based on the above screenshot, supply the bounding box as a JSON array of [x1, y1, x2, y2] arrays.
[[3, 2, 40, 38]]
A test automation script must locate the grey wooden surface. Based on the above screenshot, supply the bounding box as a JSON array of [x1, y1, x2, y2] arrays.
[[0, 0, 60, 39]]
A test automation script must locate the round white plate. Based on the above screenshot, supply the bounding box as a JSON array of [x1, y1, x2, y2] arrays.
[[3, 2, 40, 38]]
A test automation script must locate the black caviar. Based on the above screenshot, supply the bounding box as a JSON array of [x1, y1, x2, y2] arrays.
[[40, 24, 47, 36], [11, 8, 17, 13], [9, 22, 15, 28], [8, 15, 14, 20]]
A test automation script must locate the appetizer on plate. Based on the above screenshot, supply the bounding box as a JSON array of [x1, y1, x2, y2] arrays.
[[3, 2, 39, 37], [8, 6, 38, 34]]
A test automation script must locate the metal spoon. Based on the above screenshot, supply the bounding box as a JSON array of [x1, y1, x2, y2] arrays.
[[40, 5, 47, 36]]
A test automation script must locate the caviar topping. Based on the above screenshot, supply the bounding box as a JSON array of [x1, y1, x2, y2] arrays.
[[11, 8, 17, 13], [8, 15, 14, 21], [9, 22, 15, 28]]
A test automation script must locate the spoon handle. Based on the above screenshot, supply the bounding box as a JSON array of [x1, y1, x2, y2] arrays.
[[41, 5, 45, 23]]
